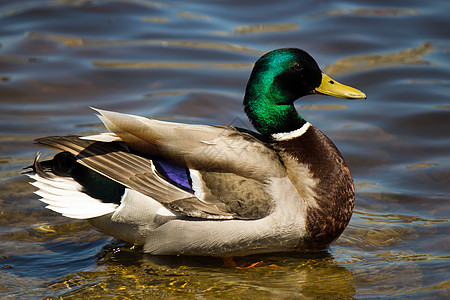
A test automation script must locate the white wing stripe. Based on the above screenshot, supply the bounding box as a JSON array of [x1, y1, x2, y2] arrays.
[[189, 169, 207, 202]]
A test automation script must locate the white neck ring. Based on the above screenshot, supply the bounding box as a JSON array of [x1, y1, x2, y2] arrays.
[[271, 122, 311, 141]]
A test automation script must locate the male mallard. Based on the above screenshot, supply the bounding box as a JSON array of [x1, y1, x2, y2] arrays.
[[27, 48, 366, 257]]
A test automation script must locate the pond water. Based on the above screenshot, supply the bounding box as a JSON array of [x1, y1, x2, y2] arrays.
[[0, 0, 449, 298]]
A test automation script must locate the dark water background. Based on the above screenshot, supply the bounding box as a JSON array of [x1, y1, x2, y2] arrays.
[[1, 0, 449, 298]]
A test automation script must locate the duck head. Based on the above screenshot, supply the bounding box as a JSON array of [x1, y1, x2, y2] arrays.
[[243, 48, 366, 136]]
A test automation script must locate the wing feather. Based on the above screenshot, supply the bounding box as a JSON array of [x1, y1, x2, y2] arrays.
[[34, 109, 285, 220], [93, 108, 286, 180]]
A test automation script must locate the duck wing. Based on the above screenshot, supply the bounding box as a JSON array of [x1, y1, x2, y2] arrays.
[[35, 109, 287, 220]]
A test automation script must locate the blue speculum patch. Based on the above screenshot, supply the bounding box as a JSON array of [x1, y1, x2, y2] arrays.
[[152, 157, 193, 192]]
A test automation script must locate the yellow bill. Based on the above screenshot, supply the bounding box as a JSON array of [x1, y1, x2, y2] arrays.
[[314, 73, 366, 99]]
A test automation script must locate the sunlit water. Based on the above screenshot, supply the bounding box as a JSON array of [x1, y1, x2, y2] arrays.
[[0, 0, 449, 298]]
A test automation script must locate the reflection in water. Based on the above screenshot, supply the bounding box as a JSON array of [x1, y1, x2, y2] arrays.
[[339, 222, 418, 250], [324, 43, 433, 77], [25, 32, 262, 53], [24, 32, 433, 78], [49, 0, 166, 9], [234, 23, 299, 34], [394, 279, 450, 297], [310, 8, 419, 19], [141, 16, 170, 23], [406, 162, 439, 169], [92, 60, 252, 70], [47, 245, 356, 299], [177, 11, 211, 21]]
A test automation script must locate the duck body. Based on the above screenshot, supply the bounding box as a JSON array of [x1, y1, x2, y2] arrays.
[[28, 48, 365, 256]]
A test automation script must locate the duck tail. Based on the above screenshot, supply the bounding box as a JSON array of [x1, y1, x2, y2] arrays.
[[26, 152, 119, 219]]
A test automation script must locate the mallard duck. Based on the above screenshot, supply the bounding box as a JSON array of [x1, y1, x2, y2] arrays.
[[27, 48, 366, 257]]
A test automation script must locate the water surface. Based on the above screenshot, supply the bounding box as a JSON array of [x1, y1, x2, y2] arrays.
[[0, 0, 449, 298]]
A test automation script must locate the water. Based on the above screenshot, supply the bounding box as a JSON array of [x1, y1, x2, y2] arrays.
[[1, 0, 449, 298]]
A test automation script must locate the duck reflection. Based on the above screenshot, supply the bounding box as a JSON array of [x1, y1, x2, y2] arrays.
[[91, 242, 356, 299]]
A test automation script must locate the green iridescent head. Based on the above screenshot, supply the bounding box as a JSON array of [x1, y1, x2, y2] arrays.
[[243, 48, 366, 136]]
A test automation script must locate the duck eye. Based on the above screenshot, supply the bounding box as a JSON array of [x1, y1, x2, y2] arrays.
[[293, 63, 303, 71]]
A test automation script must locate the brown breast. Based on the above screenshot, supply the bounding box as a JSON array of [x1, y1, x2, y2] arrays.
[[271, 125, 355, 250]]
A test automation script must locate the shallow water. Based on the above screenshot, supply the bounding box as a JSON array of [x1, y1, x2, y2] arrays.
[[1, 0, 449, 298]]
